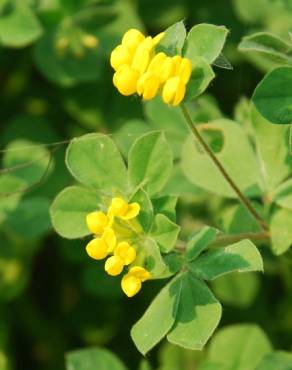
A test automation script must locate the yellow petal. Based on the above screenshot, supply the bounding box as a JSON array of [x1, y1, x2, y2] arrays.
[[160, 57, 175, 82], [162, 76, 186, 106], [128, 266, 151, 282], [172, 55, 182, 74], [121, 274, 142, 297], [86, 238, 109, 260], [148, 52, 167, 72], [153, 32, 165, 45], [136, 72, 160, 100], [110, 45, 133, 71], [121, 202, 140, 220], [86, 211, 108, 235], [109, 197, 128, 217], [104, 256, 124, 276], [102, 228, 116, 252], [113, 65, 140, 96], [132, 47, 150, 74], [115, 242, 136, 265], [178, 58, 192, 84], [122, 29, 145, 52]]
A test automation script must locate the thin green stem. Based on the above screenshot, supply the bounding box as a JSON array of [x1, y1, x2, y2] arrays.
[[180, 104, 269, 232]]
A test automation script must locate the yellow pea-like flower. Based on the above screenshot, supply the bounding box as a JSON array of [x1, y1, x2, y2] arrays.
[[162, 76, 186, 106], [148, 52, 174, 82], [110, 45, 133, 71], [172, 55, 192, 84], [137, 72, 161, 100], [131, 46, 151, 74], [109, 197, 140, 220], [122, 29, 145, 52], [102, 228, 117, 253], [113, 65, 140, 96], [104, 255, 124, 276], [121, 266, 151, 297], [86, 238, 109, 260], [115, 242, 136, 265], [82, 34, 98, 49], [86, 211, 109, 235]]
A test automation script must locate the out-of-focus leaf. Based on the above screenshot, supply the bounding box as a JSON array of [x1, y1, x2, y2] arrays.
[[270, 207, 292, 255], [256, 351, 292, 370]]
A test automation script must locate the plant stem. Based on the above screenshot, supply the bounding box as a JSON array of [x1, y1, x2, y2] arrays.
[[180, 104, 269, 232]]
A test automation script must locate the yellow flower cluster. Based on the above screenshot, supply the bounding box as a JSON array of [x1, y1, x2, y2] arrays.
[[110, 29, 192, 106], [86, 197, 151, 297]]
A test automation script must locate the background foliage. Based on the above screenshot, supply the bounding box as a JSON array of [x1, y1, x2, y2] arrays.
[[1, 0, 292, 369]]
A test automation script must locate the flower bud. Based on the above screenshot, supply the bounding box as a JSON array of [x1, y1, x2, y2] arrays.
[[122, 29, 145, 52], [105, 256, 124, 276], [137, 72, 160, 100], [162, 76, 186, 106], [86, 238, 109, 260], [110, 45, 133, 71], [129, 266, 151, 282], [113, 65, 140, 96], [86, 211, 109, 235], [121, 274, 142, 297]]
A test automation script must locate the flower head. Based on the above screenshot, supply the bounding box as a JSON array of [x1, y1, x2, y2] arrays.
[[109, 197, 140, 220], [86, 211, 110, 235], [162, 76, 186, 106], [113, 65, 140, 96], [121, 266, 151, 297]]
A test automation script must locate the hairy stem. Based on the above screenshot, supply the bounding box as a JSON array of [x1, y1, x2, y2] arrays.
[[180, 104, 269, 232]]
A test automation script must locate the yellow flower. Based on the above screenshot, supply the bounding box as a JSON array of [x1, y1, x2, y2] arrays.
[[113, 65, 140, 96], [86, 211, 110, 235], [110, 45, 133, 71], [81, 34, 98, 49], [172, 55, 192, 84], [162, 76, 186, 106], [148, 52, 175, 82], [122, 29, 145, 52], [86, 228, 116, 260], [109, 197, 140, 220], [137, 72, 161, 100], [121, 266, 151, 297], [131, 38, 154, 74], [104, 241, 136, 276]]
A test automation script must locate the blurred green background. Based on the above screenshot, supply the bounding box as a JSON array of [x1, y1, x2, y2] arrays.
[[1, 0, 292, 369]]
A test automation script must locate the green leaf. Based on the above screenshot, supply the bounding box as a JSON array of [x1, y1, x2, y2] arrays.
[[128, 132, 173, 196], [131, 275, 182, 355], [251, 106, 291, 192], [158, 253, 183, 279], [270, 207, 292, 255], [167, 273, 222, 350], [50, 186, 101, 239], [157, 21, 186, 56], [189, 239, 263, 280], [5, 197, 51, 240], [65, 347, 128, 370], [273, 178, 292, 211], [66, 133, 127, 194], [252, 66, 292, 124], [256, 351, 292, 370], [238, 32, 292, 65], [143, 238, 166, 277], [130, 189, 153, 233], [151, 214, 180, 253], [181, 119, 262, 198], [184, 24, 229, 64], [184, 57, 215, 101], [0, 1, 42, 47], [186, 226, 218, 262], [208, 324, 272, 370], [3, 139, 52, 187], [212, 272, 260, 308], [152, 195, 178, 222]]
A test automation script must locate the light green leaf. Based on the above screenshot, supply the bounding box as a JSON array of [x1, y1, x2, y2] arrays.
[[157, 21, 186, 56], [256, 351, 292, 370], [251, 106, 291, 192], [273, 178, 292, 211], [189, 239, 263, 280], [270, 207, 292, 255], [212, 272, 260, 308], [128, 132, 173, 196], [186, 226, 218, 262], [184, 57, 215, 101], [158, 253, 183, 279], [238, 32, 292, 65], [167, 273, 222, 350], [208, 324, 272, 370], [66, 134, 127, 194], [198, 363, 228, 370], [252, 66, 292, 124], [130, 189, 153, 233], [184, 24, 229, 64], [143, 238, 166, 277], [3, 139, 52, 187], [131, 275, 182, 355], [0, 1, 42, 47], [65, 347, 128, 370], [233, 0, 270, 24], [5, 197, 51, 240], [152, 195, 178, 222], [151, 214, 180, 253], [181, 119, 262, 198], [50, 186, 101, 239]]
